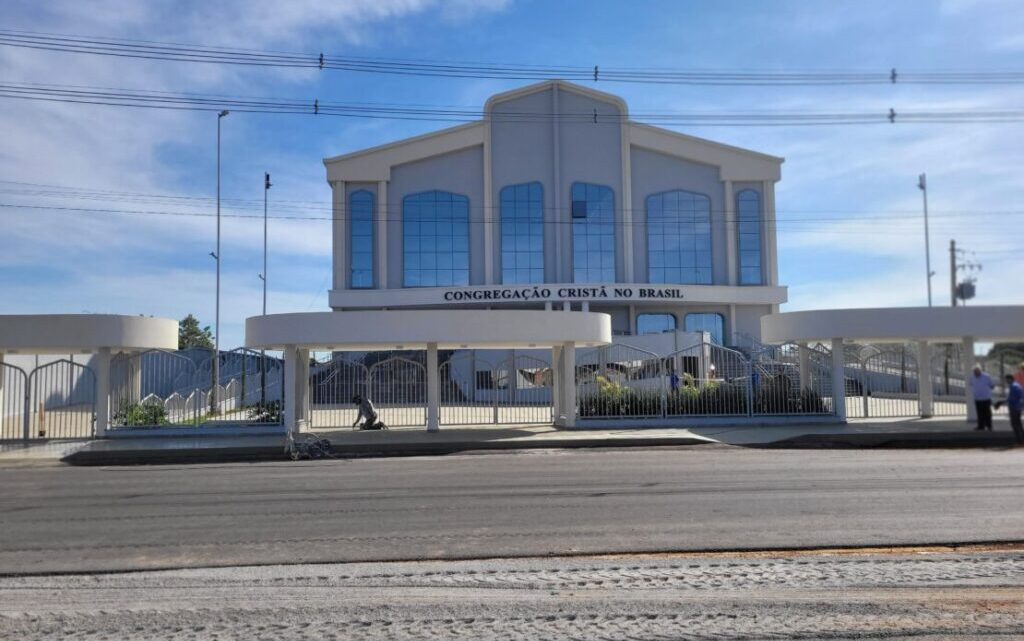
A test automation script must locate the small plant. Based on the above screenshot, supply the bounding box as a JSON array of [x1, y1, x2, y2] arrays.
[[114, 402, 168, 426], [247, 400, 282, 423]]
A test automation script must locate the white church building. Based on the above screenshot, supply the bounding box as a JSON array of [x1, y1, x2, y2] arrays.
[[324, 80, 785, 350]]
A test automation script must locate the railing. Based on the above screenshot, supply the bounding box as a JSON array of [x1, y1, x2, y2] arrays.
[[576, 341, 835, 420], [110, 348, 284, 429]]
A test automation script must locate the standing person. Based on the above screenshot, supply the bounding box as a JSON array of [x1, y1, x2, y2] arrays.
[[970, 365, 994, 431], [669, 370, 680, 394], [996, 374, 1023, 444]]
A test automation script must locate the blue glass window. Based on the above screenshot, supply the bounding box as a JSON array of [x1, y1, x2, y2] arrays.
[[500, 182, 544, 284], [647, 190, 712, 285], [349, 190, 374, 289], [403, 190, 470, 287], [737, 189, 762, 285], [684, 313, 725, 345], [636, 313, 676, 335], [571, 182, 615, 283]]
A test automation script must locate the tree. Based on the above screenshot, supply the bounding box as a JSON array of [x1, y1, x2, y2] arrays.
[[178, 314, 214, 350]]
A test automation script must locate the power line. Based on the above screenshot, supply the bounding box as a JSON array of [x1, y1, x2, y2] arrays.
[[3, 82, 1024, 126], [2, 201, 1021, 229], [3, 29, 1024, 86]]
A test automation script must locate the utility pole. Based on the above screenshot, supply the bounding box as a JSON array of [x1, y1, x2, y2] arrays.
[[212, 109, 229, 413], [949, 239, 982, 307], [918, 173, 933, 306], [949, 239, 957, 307]]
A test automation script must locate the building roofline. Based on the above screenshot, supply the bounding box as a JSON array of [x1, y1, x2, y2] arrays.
[[629, 121, 784, 165], [323, 120, 484, 167], [483, 79, 629, 115]]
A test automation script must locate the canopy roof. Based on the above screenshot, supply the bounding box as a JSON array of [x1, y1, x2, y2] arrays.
[[0, 315, 178, 354], [762, 306, 1024, 344], [246, 310, 611, 351]]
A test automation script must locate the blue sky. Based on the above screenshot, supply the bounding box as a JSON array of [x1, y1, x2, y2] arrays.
[[1, 0, 1021, 347]]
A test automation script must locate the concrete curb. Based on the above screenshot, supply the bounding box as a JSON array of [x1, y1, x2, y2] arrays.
[[60, 435, 714, 466], [58, 428, 1022, 465], [762, 431, 1018, 449]]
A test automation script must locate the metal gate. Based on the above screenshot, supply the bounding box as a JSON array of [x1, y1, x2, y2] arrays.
[[666, 343, 750, 417], [577, 344, 664, 419], [309, 355, 369, 429], [26, 359, 96, 438], [1, 362, 28, 440], [753, 343, 833, 416], [439, 351, 554, 426], [439, 351, 495, 425], [111, 348, 283, 428], [930, 343, 968, 417], [368, 356, 427, 427], [502, 353, 554, 424], [846, 344, 920, 418]]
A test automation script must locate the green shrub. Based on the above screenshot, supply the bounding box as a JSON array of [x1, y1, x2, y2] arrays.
[[115, 402, 168, 426], [247, 400, 283, 423]]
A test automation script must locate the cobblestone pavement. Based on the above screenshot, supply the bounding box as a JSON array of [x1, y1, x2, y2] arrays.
[[1, 548, 1022, 639]]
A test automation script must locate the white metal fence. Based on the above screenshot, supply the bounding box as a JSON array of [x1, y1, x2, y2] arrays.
[[2, 358, 96, 439], [576, 341, 833, 421], [109, 348, 283, 429]]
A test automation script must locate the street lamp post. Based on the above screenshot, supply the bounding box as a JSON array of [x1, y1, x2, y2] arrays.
[[213, 109, 229, 412], [259, 172, 271, 405], [918, 173, 934, 307]]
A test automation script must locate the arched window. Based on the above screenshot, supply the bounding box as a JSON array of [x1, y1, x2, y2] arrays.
[[403, 190, 470, 287], [636, 313, 676, 335], [571, 182, 615, 283], [500, 182, 544, 284], [736, 189, 762, 285], [349, 190, 374, 289], [647, 190, 712, 285], [684, 313, 725, 345]]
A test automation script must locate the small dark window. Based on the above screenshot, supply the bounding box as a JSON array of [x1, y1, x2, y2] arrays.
[[571, 200, 587, 218], [475, 371, 494, 390]]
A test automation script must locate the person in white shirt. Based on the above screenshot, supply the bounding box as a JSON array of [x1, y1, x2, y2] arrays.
[[970, 365, 994, 431]]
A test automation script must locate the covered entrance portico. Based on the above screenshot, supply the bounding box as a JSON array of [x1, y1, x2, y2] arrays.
[[245, 309, 611, 433], [762, 306, 1024, 422]]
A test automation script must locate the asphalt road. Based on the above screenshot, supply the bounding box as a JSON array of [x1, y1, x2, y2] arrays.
[[1, 446, 1022, 574], [2, 549, 1022, 639]]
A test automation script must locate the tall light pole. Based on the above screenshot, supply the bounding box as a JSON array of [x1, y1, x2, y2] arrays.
[[259, 172, 271, 406], [260, 172, 271, 315], [918, 173, 934, 307], [213, 109, 229, 412]]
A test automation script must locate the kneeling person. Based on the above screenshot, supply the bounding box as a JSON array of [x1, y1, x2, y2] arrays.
[[352, 394, 385, 430]]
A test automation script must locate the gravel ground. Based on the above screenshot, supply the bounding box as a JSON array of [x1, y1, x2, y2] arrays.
[[1, 548, 1022, 639]]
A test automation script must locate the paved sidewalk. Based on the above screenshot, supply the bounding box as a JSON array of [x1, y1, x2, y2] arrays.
[[0, 414, 1017, 466]]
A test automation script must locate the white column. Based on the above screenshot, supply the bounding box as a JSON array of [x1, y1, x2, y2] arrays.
[[483, 119, 494, 284], [798, 341, 810, 390], [561, 341, 577, 428], [283, 345, 299, 435], [963, 335, 976, 421], [377, 180, 388, 288], [763, 180, 780, 305], [0, 353, 5, 435], [918, 341, 934, 418], [426, 342, 439, 432], [831, 338, 847, 421], [724, 180, 736, 285], [581, 301, 589, 312], [93, 348, 111, 438], [332, 181, 347, 292], [295, 348, 310, 431], [620, 121, 633, 283], [551, 344, 562, 422]]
